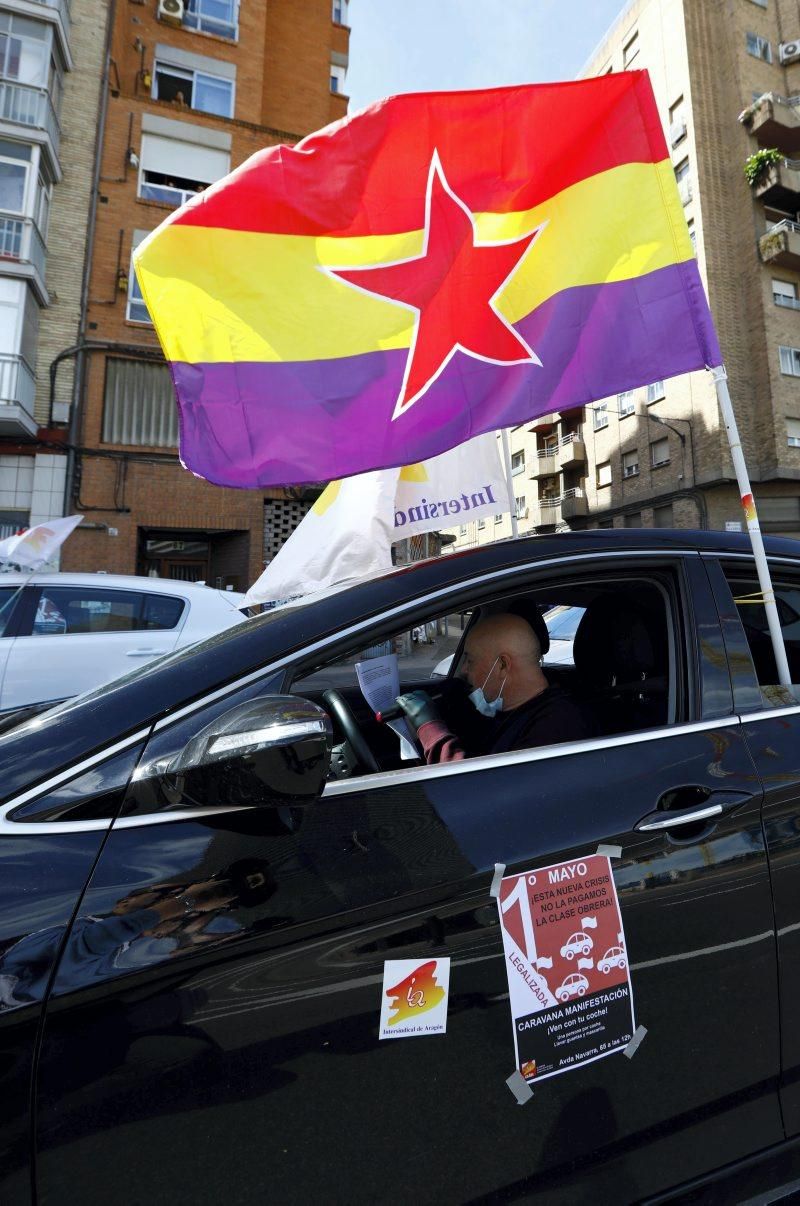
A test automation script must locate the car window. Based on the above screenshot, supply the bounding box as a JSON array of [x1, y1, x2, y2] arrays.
[[289, 572, 678, 780], [726, 572, 800, 696], [0, 585, 20, 637], [32, 588, 184, 636], [292, 609, 470, 693], [545, 605, 586, 641]]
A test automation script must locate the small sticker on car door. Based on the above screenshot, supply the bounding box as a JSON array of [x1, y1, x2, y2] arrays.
[[378, 957, 451, 1039]]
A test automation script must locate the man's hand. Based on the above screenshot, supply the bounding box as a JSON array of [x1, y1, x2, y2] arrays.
[[395, 690, 442, 734]]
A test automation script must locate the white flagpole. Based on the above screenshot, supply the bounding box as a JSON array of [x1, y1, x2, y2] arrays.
[[500, 428, 519, 538], [711, 365, 793, 691]]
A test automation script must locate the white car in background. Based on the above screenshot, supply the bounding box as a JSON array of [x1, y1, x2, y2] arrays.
[[0, 572, 247, 711]]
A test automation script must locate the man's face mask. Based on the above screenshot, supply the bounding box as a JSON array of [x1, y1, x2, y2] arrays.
[[469, 656, 506, 717]]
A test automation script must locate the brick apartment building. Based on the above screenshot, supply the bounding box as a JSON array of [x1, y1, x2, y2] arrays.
[[449, 0, 800, 551], [0, 0, 106, 539], [55, 0, 350, 587]]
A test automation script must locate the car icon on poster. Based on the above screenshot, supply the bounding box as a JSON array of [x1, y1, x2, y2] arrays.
[[560, 932, 593, 960], [557, 973, 590, 1002], [597, 946, 627, 974]]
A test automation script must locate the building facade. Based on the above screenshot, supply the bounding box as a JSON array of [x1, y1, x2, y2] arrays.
[[57, 0, 350, 587], [449, 0, 800, 552], [0, 0, 107, 541]]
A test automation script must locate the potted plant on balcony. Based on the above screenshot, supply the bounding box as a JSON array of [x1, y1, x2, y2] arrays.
[[744, 147, 783, 187]]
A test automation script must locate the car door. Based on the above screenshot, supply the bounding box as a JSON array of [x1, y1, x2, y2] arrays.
[[32, 550, 780, 1205], [0, 581, 30, 708], [2, 584, 185, 708], [703, 550, 800, 1139]]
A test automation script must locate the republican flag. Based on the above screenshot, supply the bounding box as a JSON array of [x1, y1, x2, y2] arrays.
[[135, 74, 721, 489]]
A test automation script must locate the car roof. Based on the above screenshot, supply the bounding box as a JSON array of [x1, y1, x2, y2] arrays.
[[0, 571, 245, 602]]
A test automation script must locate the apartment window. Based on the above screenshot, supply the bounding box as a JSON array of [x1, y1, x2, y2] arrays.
[[650, 436, 670, 468], [597, 461, 612, 487], [139, 131, 230, 208], [746, 32, 772, 62], [749, 0, 767, 7], [653, 504, 674, 528], [511, 449, 525, 475], [332, 0, 349, 24], [494, 513, 503, 525], [780, 345, 800, 376], [183, 0, 238, 41], [515, 494, 526, 518], [622, 449, 639, 478], [0, 14, 51, 88], [624, 512, 642, 528], [102, 358, 179, 447], [477, 517, 486, 530], [669, 96, 686, 146], [687, 218, 696, 251], [787, 417, 800, 447], [153, 59, 234, 119], [647, 380, 665, 403], [593, 402, 609, 430], [618, 390, 635, 417], [674, 158, 690, 186], [0, 155, 28, 214], [126, 230, 151, 325], [330, 63, 347, 93], [622, 32, 639, 68], [774, 279, 799, 308]]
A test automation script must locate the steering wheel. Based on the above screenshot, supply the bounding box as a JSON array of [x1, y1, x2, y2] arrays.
[[322, 689, 381, 774]]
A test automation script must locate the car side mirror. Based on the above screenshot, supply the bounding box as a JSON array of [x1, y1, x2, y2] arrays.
[[162, 695, 332, 808]]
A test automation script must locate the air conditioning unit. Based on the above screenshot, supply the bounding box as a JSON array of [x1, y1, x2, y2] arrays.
[[158, 0, 184, 27], [780, 40, 800, 65], [669, 118, 686, 147]]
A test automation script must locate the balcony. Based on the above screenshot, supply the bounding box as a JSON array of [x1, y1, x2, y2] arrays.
[[558, 432, 586, 469], [0, 353, 37, 437], [754, 158, 800, 209], [527, 411, 559, 432], [533, 496, 562, 527], [530, 446, 558, 478], [561, 488, 588, 522], [0, 215, 49, 304], [760, 219, 800, 271], [749, 93, 800, 155], [0, 80, 61, 175]]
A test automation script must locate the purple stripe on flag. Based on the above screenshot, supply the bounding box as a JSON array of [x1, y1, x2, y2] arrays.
[[170, 261, 721, 488]]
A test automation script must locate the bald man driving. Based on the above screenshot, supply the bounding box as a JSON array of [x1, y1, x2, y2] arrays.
[[396, 612, 590, 763]]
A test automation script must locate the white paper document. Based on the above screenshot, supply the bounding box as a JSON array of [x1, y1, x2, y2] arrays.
[[355, 654, 418, 760]]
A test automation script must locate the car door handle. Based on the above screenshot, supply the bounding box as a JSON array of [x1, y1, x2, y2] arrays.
[[126, 648, 158, 657], [635, 790, 753, 832]]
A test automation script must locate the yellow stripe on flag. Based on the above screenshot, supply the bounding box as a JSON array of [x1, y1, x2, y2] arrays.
[[136, 159, 692, 365]]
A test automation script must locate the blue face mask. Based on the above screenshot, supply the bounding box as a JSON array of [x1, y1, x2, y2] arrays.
[[469, 656, 507, 717]]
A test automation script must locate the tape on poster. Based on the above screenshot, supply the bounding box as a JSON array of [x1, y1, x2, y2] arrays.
[[596, 844, 622, 859], [623, 1025, 647, 1059], [506, 1069, 534, 1105], [489, 863, 506, 899]]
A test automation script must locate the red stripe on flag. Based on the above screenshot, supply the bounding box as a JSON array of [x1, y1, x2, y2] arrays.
[[174, 74, 666, 238]]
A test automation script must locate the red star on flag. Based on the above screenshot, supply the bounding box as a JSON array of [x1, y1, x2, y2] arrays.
[[330, 151, 546, 420]]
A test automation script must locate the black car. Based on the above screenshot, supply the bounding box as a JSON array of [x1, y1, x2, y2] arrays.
[[2, 529, 800, 1205]]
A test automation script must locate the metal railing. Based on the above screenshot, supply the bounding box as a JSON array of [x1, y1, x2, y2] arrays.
[[0, 214, 47, 281], [768, 92, 800, 109], [559, 432, 584, 447], [767, 218, 800, 235], [0, 354, 36, 414], [140, 181, 199, 208], [561, 487, 585, 500], [539, 496, 562, 511], [537, 444, 558, 459], [0, 81, 61, 156]]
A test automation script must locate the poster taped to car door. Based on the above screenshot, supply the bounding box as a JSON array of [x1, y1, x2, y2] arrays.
[[497, 854, 635, 1082]]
